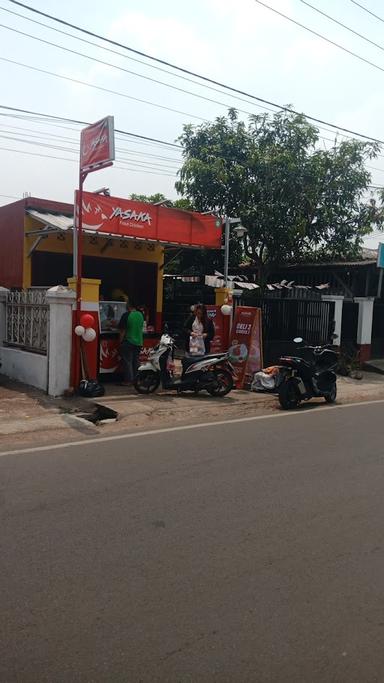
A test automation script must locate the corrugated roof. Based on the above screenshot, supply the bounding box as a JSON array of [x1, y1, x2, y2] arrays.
[[28, 210, 73, 231]]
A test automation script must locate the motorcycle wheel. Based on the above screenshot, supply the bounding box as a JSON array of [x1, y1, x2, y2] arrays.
[[279, 379, 300, 410], [324, 383, 337, 403], [134, 370, 160, 394], [207, 369, 233, 397]]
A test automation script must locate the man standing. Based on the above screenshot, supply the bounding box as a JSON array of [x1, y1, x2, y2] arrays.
[[118, 301, 144, 386]]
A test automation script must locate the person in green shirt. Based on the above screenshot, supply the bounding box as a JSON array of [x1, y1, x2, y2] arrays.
[[118, 301, 144, 386]]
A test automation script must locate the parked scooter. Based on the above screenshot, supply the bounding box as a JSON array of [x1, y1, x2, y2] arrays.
[[278, 337, 338, 410], [134, 333, 235, 397]]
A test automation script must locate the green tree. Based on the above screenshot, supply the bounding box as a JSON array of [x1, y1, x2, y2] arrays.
[[176, 109, 384, 280], [129, 193, 194, 210], [130, 192, 168, 204]]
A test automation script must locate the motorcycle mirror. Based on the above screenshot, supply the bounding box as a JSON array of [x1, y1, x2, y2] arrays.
[[293, 337, 303, 343]]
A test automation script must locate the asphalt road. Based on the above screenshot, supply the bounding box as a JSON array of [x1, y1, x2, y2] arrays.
[[1, 402, 384, 682]]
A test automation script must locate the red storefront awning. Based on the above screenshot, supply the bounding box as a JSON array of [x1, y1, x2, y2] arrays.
[[79, 191, 222, 248]]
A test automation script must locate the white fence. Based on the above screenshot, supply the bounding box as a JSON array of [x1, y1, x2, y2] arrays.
[[0, 286, 75, 395], [6, 288, 49, 354]]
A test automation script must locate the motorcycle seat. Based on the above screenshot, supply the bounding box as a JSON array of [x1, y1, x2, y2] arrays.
[[182, 353, 226, 370]]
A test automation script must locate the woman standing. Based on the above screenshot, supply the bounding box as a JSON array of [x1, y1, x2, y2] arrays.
[[184, 303, 215, 355]]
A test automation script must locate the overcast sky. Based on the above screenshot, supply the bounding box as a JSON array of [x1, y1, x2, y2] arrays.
[[1, 0, 384, 246]]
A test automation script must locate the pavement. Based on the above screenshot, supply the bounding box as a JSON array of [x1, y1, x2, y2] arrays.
[[1, 401, 384, 682], [1, 370, 384, 452]]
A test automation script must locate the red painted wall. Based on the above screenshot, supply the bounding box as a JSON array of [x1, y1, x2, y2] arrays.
[[0, 197, 74, 289], [25, 197, 73, 214], [0, 199, 26, 288]]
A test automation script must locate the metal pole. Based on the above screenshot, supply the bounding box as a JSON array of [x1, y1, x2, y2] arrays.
[[72, 190, 78, 277], [76, 171, 87, 313], [72, 170, 87, 388], [224, 216, 230, 287]]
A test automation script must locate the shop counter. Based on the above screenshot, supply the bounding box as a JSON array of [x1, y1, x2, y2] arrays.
[[99, 301, 160, 375]]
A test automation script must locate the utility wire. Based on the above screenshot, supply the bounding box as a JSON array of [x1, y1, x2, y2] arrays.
[[0, 123, 182, 162], [0, 56, 207, 122], [0, 22, 264, 119], [0, 105, 182, 149], [7, 0, 384, 145], [2, 105, 384, 174], [0, 122, 182, 162], [0, 4, 367, 143], [4, 0, 378, 148], [0, 132, 179, 171], [0, 4, 279, 116], [299, 0, 384, 54], [0, 7, 275, 117], [350, 0, 384, 25], [0, 145, 177, 176], [254, 0, 384, 74]]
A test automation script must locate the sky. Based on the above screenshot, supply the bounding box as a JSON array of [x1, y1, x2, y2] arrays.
[[1, 0, 384, 247]]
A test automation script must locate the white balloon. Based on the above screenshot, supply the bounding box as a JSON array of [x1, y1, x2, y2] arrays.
[[221, 304, 233, 316], [74, 325, 85, 336], [82, 327, 96, 342]]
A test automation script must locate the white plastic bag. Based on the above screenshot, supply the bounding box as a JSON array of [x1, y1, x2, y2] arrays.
[[189, 334, 205, 355]]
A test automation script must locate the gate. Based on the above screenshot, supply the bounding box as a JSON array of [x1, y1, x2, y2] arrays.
[[372, 302, 384, 358], [260, 298, 335, 365], [5, 288, 49, 354]]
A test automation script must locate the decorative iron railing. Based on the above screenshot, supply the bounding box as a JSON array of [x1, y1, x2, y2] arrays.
[[5, 288, 49, 354]]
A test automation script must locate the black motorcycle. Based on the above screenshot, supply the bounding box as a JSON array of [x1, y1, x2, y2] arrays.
[[278, 337, 338, 410]]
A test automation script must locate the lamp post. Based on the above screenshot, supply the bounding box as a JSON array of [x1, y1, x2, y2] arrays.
[[223, 217, 247, 287]]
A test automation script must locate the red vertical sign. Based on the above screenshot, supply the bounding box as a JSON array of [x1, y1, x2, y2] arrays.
[[206, 305, 229, 354], [80, 116, 115, 173], [229, 307, 263, 389]]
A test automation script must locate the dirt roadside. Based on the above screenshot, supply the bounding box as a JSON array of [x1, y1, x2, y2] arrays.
[[1, 372, 384, 453]]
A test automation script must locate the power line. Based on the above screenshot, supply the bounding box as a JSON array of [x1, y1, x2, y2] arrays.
[[6, 0, 377, 149], [0, 132, 180, 171], [0, 57, 208, 123], [0, 104, 182, 149], [0, 145, 177, 176], [253, 0, 384, 75], [299, 0, 384, 54], [0, 21, 270, 120], [7, 0, 384, 145], [2, 105, 384, 178], [0, 4, 279, 117], [0, 121, 182, 162], [350, 0, 384, 25]]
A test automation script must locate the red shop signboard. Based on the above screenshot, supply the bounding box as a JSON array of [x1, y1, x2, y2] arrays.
[[78, 191, 222, 248], [80, 116, 115, 173], [229, 307, 263, 389]]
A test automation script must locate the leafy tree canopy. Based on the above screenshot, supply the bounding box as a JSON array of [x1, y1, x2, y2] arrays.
[[175, 108, 384, 275]]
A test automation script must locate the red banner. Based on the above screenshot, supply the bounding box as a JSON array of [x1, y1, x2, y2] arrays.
[[79, 191, 221, 248], [229, 307, 263, 389], [99, 336, 160, 374], [80, 116, 115, 173], [206, 305, 229, 354]]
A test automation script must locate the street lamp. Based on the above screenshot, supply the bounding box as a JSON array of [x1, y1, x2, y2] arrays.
[[223, 217, 247, 287]]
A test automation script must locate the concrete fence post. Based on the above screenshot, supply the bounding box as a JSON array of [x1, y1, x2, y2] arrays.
[[46, 286, 76, 396], [354, 297, 375, 362], [0, 287, 9, 347], [321, 295, 344, 346]]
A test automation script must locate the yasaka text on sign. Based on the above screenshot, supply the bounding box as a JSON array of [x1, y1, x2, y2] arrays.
[[110, 207, 152, 226]]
